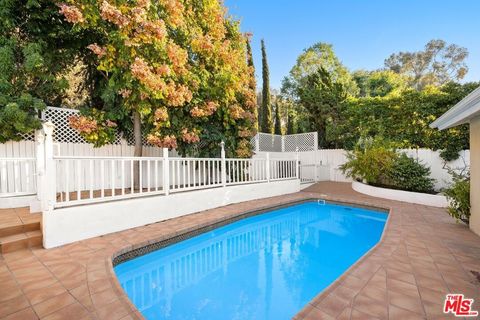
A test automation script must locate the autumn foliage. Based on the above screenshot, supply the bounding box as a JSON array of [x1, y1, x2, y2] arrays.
[[62, 0, 257, 157]]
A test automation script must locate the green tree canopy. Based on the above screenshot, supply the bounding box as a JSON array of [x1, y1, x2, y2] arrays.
[[0, 0, 101, 142], [280, 42, 357, 135], [335, 82, 478, 159], [385, 39, 469, 90], [282, 42, 358, 98], [352, 70, 409, 97], [297, 67, 348, 148]]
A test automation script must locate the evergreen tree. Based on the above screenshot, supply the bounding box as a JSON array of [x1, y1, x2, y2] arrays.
[[274, 104, 282, 134], [286, 111, 295, 134], [245, 34, 258, 131], [260, 39, 272, 133]]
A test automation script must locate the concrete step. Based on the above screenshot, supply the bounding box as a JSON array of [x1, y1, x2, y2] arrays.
[[0, 219, 42, 254], [0, 231, 43, 254], [0, 221, 40, 238]]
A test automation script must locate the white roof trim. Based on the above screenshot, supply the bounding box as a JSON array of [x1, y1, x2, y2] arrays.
[[430, 85, 480, 130]]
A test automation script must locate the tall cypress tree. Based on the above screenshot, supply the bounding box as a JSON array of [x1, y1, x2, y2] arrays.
[[274, 103, 282, 134], [286, 111, 295, 134], [245, 35, 258, 130], [260, 39, 272, 133]]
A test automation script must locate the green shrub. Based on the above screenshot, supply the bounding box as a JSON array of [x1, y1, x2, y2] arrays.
[[444, 170, 470, 223], [387, 153, 435, 193], [439, 143, 463, 162], [340, 137, 397, 185], [340, 137, 436, 194]]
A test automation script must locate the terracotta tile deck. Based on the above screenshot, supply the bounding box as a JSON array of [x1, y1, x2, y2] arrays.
[[1, 181, 480, 319]]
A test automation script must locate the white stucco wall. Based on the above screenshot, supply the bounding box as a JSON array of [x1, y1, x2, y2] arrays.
[[42, 179, 300, 248], [469, 116, 480, 235]]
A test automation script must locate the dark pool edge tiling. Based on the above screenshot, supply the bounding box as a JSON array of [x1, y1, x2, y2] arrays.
[[111, 198, 389, 266], [112, 198, 311, 266]]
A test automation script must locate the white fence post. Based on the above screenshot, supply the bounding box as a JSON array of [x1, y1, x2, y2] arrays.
[[163, 148, 170, 196], [295, 149, 299, 180], [43, 121, 56, 210], [281, 136, 285, 152], [266, 152, 270, 183], [221, 141, 227, 187], [35, 130, 45, 206]]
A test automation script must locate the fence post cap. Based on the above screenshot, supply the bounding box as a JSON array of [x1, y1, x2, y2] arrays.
[[35, 130, 45, 143], [42, 121, 55, 134]]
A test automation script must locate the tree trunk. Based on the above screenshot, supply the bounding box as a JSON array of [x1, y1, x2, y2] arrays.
[[133, 111, 142, 190]]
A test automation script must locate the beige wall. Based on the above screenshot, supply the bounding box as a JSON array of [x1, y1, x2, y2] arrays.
[[470, 115, 480, 235]]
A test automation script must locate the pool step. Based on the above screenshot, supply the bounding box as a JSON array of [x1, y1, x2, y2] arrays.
[[0, 221, 42, 254]]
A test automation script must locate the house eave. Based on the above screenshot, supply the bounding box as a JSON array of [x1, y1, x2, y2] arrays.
[[430, 85, 480, 130]]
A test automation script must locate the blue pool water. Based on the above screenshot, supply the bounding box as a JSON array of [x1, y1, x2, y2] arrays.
[[114, 202, 387, 320]]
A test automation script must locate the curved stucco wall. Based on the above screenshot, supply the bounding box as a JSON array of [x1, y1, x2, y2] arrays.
[[352, 181, 448, 208]]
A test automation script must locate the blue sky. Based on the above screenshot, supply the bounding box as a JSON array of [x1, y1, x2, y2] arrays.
[[224, 0, 480, 90]]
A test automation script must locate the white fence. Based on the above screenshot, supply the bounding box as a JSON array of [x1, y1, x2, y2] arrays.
[[18, 122, 296, 209], [52, 155, 297, 208], [0, 139, 171, 199], [0, 158, 37, 197], [1, 116, 471, 202], [255, 148, 470, 190]]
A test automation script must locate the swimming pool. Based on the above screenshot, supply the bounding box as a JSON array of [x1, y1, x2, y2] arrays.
[[114, 201, 387, 320]]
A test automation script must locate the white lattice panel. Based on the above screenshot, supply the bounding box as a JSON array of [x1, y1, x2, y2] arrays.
[[42, 107, 126, 145], [42, 107, 85, 143], [257, 133, 282, 152], [254, 132, 317, 152], [284, 132, 317, 152], [18, 131, 35, 141]]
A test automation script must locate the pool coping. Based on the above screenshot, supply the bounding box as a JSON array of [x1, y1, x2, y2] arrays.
[[106, 194, 393, 319]]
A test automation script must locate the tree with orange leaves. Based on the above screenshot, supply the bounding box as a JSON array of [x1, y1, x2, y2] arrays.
[[60, 0, 256, 157]]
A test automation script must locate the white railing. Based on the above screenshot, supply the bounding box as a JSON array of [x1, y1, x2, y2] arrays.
[[169, 158, 223, 193], [0, 158, 36, 197], [269, 158, 297, 181], [225, 158, 268, 185], [11, 122, 300, 209], [54, 156, 166, 207], [51, 154, 297, 208]]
